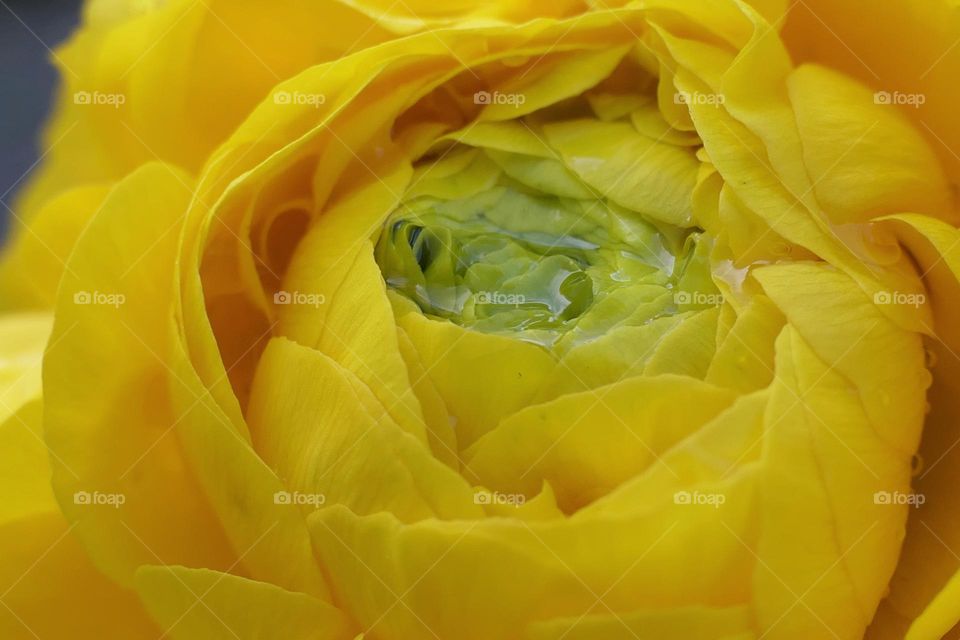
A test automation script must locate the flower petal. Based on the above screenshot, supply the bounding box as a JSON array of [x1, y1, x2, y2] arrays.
[[0, 512, 159, 639], [543, 119, 700, 227], [395, 308, 558, 450], [866, 215, 960, 638], [526, 605, 754, 640], [465, 374, 737, 512], [752, 263, 928, 639], [0, 185, 110, 309], [787, 64, 954, 224], [248, 336, 480, 520], [43, 163, 235, 586], [135, 566, 355, 640]]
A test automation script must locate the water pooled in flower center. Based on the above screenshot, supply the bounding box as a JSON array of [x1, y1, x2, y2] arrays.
[[375, 145, 717, 349]]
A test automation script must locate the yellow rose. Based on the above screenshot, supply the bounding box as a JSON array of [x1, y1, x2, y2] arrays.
[[3, 1, 960, 639]]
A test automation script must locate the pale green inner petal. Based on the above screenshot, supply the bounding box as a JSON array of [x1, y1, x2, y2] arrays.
[[376, 128, 717, 350]]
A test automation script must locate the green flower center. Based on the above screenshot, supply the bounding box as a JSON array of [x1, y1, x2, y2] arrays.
[[376, 144, 718, 350]]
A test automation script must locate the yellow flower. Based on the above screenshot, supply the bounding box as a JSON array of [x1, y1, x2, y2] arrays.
[[3, 1, 960, 639], [0, 0, 587, 308]]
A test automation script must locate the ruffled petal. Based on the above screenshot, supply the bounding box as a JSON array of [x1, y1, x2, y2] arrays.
[[135, 566, 355, 640], [248, 336, 479, 520], [465, 374, 737, 512], [43, 163, 236, 586]]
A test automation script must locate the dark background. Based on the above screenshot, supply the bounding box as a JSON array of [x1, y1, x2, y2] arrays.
[[0, 0, 83, 237]]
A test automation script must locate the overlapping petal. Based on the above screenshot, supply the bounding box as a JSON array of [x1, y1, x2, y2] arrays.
[[4, 1, 960, 639]]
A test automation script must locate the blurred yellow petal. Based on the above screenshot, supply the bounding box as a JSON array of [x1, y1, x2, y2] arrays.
[[43, 163, 329, 600], [18, 0, 396, 219], [340, 0, 587, 28], [0, 184, 110, 310], [0, 400, 54, 525], [903, 569, 960, 640], [0, 312, 51, 424], [782, 0, 960, 186], [0, 512, 159, 640], [480, 481, 565, 522], [43, 163, 236, 587], [136, 566, 355, 640], [526, 605, 754, 640], [0, 312, 156, 639]]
